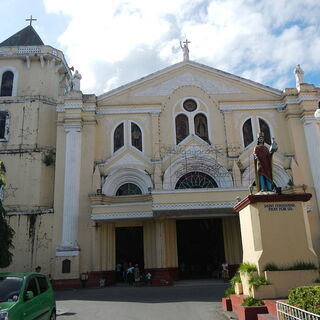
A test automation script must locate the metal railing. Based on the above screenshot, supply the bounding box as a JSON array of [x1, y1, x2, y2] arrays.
[[277, 301, 320, 320]]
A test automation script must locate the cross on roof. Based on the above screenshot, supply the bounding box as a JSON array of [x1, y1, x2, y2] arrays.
[[183, 39, 191, 47], [26, 15, 37, 26]]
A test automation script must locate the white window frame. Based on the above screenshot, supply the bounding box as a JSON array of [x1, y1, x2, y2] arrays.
[[0, 110, 9, 142]]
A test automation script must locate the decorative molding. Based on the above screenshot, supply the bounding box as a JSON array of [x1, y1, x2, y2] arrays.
[[153, 201, 237, 211], [91, 212, 153, 221], [134, 72, 245, 96], [63, 123, 82, 132], [18, 47, 41, 54], [97, 106, 161, 115], [83, 105, 96, 111], [55, 250, 80, 257], [219, 103, 282, 111], [301, 115, 319, 125], [6, 208, 54, 215], [64, 102, 83, 109]]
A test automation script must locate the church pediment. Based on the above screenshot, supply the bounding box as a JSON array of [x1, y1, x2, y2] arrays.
[[97, 61, 282, 103], [134, 71, 245, 96]]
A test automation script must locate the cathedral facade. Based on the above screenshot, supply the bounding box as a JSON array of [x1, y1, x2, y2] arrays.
[[1, 25, 320, 286]]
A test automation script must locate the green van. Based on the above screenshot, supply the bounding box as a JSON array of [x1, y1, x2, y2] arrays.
[[0, 273, 56, 320]]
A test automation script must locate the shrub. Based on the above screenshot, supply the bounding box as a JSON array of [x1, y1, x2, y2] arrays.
[[225, 287, 235, 298], [286, 262, 317, 270], [242, 297, 264, 306], [239, 262, 257, 274], [230, 272, 241, 286], [264, 263, 279, 271], [264, 261, 317, 271], [248, 275, 269, 288], [288, 286, 320, 315]]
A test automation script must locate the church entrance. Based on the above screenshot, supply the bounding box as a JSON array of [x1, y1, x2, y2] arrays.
[[176, 218, 225, 279], [115, 226, 144, 282]]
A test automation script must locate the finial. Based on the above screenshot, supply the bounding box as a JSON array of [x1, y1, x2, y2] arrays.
[[26, 15, 37, 26]]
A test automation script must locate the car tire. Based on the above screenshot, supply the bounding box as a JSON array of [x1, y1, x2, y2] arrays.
[[50, 310, 56, 320]]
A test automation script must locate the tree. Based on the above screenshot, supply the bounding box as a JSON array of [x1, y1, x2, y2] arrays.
[[0, 161, 15, 268]]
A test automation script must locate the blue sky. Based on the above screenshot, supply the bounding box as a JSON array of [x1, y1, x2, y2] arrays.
[[1, 0, 320, 94]]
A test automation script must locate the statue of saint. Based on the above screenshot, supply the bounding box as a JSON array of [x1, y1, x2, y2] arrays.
[[70, 70, 82, 91], [180, 39, 190, 61], [294, 64, 304, 87], [253, 133, 278, 192]]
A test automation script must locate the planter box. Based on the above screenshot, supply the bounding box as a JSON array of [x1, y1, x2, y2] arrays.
[[237, 304, 268, 320], [235, 282, 243, 294], [251, 285, 276, 299], [240, 272, 258, 296], [222, 297, 233, 311], [264, 270, 318, 298]]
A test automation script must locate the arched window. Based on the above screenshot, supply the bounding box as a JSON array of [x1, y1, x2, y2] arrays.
[[114, 123, 124, 152], [0, 71, 14, 96], [194, 113, 209, 143], [242, 118, 254, 147], [258, 118, 271, 145], [62, 259, 71, 273], [116, 183, 142, 196], [175, 171, 218, 189], [131, 123, 142, 151], [175, 114, 189, 144]]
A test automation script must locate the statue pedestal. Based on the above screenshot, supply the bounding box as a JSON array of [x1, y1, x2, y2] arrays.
[[234, 193, 318, 298]]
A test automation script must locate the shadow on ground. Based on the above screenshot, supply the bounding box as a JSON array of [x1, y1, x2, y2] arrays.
[[55, 279, 229, 303]]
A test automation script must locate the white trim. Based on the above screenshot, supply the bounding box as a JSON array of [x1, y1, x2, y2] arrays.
[[152, 187, 248, 194], [91, 202, 151, 208], [97, 61, 282, 101], [220, 103, 282, 111], [91, 212, 153, 221], [153, 201, 237, 211], [0, 66, 19, 97], [102, 167, 153, 196], [55, 250, 80, 257], [97, 106, 161, 115]]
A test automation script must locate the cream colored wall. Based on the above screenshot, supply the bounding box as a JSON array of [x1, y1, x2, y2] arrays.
[[1, 213, 54, 274]]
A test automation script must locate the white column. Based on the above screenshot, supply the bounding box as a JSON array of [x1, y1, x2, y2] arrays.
[[302, 115, 320, 210], [57, 123, 82, 253]]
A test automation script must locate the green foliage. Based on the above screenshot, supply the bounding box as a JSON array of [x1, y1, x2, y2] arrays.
[[225, 287, 235, 298], [248, 275, 269, 288], [288, 286, 320, 315], [0, 161, 15, 268], [239, 262, 257, 274], [287, 262, 317, 270], [264, 263, 279, 271], [264, 261, 317, 271], [230, 272, 241, 286], [242, 297, 265, 307], [314, 277, 320, 283]]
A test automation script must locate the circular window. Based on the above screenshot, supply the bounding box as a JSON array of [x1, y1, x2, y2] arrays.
[[183, 99, 197, 112]]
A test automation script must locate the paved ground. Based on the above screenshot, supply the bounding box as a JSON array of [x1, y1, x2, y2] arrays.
[[55, 279, 229, 320]]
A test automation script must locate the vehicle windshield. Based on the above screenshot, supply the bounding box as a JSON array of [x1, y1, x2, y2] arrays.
[[0, 276, 23, 302]]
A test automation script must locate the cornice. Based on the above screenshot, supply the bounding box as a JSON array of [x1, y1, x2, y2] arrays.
[[91, 212, 153, 221], [97, 106, 161, 115], [153, 201, 237, 211]]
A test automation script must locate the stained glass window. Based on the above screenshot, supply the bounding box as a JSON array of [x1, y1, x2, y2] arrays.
[[259, 118, 271, 145], [183, 99, 197, 112], [131, 123, 142, 151], [194, 113, 209, 143], [242, 118, 254, 147], [114, 123, 124, 152], [175, 172, 218, 189], [116, 183, 142, 196], [0, 71, 14, 96], [175, 114, 189, 144]]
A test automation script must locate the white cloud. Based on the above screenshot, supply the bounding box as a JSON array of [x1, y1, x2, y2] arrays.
[[43, 0, 320, 93]]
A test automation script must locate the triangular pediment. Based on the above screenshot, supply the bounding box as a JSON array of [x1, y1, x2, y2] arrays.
[[134, 71, 245, 96], [97, 61, 282, 104]]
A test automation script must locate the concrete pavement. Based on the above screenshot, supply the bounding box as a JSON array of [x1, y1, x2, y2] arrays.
[[55, 279, 229, 320]]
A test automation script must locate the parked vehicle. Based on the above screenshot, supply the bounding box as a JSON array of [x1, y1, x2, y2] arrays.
[[0, 272, 56, 320]]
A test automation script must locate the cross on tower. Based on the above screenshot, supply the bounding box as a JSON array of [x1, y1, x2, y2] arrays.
[[26, 15, 37, 26]]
